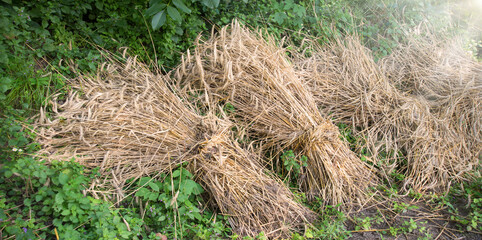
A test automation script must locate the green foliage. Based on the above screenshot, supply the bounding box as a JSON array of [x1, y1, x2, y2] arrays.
[[439, 170, 482, 232], [403, 218, 418, 233], [1, 0, 212, 84], [211, 0, 355, 47], [126, 166, 233, 239], [393, 202, 419, 213], [0, 157, 143, 239], [0, 113, 39, 159], [311, 204, 351, 239], [0, 5, 65, 112], [223, 102, 236, 114], [348, 0, 476, 60], [336, 123, 368, 155], [385, 219, 431, 238], [459, 172, 482, 231], [280, 150, 308, 183], [0, 153, 232, 239], [131, 166, 230, 239]]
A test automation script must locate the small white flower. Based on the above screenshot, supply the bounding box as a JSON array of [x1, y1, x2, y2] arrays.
[[12, 148, 18, 152]]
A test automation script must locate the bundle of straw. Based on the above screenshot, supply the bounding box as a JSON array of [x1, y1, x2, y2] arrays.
[[173, 21, 376, 206], [35, 54, 315, 238], [296, 36, 480, 191], [191, 120, 315, 237], [380, 36, 482, 151]]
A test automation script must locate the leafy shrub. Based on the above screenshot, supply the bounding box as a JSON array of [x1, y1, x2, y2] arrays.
[[310, 204, 351, 239], [1, 157, 141, 239], [0, 154, 232, 239], [0, 113, 39, 159], [132, 166, 232, 239]]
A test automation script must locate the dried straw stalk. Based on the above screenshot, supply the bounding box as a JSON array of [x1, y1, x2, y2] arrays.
[[380, 35, 482, 152], [296, 35, 480, 191], [191, 121, 315, 237], [173, 21, 376, 206], [35, 54, 315, 238]]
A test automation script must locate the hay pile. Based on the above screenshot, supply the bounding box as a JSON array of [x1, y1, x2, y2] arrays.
[[173, 21, 376, 206], [381, 36, 482, 152], [296, 35, 481, 191], [35, 54, 315, 238], [33, 18, 478, 237]]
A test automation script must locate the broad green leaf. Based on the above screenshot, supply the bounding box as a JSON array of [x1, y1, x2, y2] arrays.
[[0, 45, 8, 64], [135, 187, 149, 197], [193, 183, 204, 195], [4, 170, 12, 178], [53, 218, 62, 227], [181, 179, 204, 195], [88, 62, 95, 71], [113, 216, 120, 224], [95, 1, 103, 10], [177, 193, 188, 202], [145, 3, 166, 17], [148, 181, 159, 191], [284, 0, 295, 10], [24, 198, 32, 207], [8, 139, 18, 146], [61, 209, 70, 216], [172, 169, 181, 178], [148, 192, 159, 201], [41, 19, 49, 28], [172, 0, 191, 14], [92, 34, 103, 45], [79, 198, 90, 205], [178, 206, 186, 215], [305, 227, 314, 238], [151, 10, 166, 30], [201, 0, 220, 9], [0, 77, 12, 93], [138, 177, 151, 186], [0, 212, 7, 221], [184, 199, 193, 207], [59, 172, 69, 185], [55, 193, 64, 205], [182, 179, 197, 195], [167, 6, 181, 22], [175, 26, 184, 35], [39, 171, 47, 184], [181, 168, 193, 178], [293, 5, 306, 17], [158, 193, 168, 201]]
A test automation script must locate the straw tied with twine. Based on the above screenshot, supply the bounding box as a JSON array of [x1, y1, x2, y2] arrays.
[[173, 21, 377, 206], [295, 35, 481, 192], [35, 55, 316, 238]]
